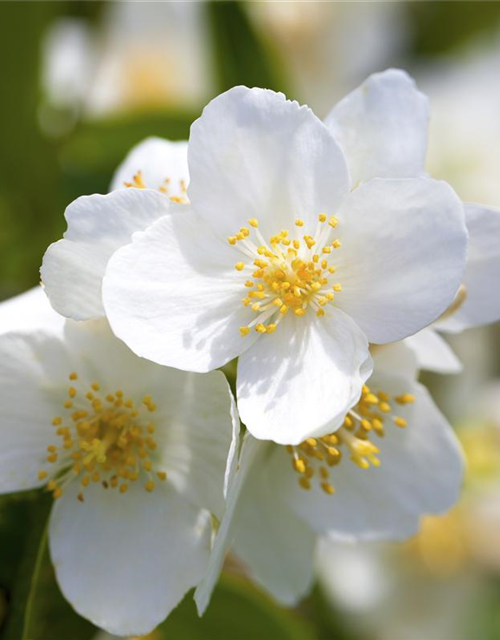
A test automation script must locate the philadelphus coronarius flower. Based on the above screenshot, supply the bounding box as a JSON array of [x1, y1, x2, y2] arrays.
[[102, 84, 468, 444], [41, 137, 189, 321], [0, 311, 237, 636], [324, 69, 500, 374], [195, 341, 464, 611]]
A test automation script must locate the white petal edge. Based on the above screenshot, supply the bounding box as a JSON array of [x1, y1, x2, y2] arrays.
[[404, 327, 462, 374], [50, 479, 210, 637], [334, 178, 468, 343], [41, 188, 170, 320], [104, 208, 260, 373], [237, 310, 372, 445], [0, 286, 64, 336], [188, 85, 350, 240], [325, 68, 428, 185]]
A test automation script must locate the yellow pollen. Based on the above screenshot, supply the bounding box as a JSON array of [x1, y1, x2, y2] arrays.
[[285, 382, 414, 496], [235, 262, 245, 271], [295, 219, 304, 227], [39, 374, 167, 502]]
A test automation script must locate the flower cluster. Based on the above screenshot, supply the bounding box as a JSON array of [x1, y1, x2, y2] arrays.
[[1, 69, 499, 636]]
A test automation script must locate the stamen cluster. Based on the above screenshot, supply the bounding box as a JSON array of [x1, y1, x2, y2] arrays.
[[286, 383, 415, 495], [39, 373, 167, 502], [228, 215, 343, 336], [124, 170, 188, 203]]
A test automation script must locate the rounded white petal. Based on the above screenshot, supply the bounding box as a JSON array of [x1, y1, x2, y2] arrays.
[[334, 178, 467, 343], [110, 137, 189, 200], [41, 189, 170, 320], [49, 479, 210, 637], [232, 441, 316, 606], [371, 340, 420, 380], [0, 286, 64, 336], [0, 330, 74, 493], [438, 203, 500, 332], [404, 327, 462, 374], [61, 320, 236, 517], [103, 209, 259, 372], [237, 311, 372, 445], [325, 69, 428, 184], [276, 377, 464, 541], [188, 86, 350, 239]]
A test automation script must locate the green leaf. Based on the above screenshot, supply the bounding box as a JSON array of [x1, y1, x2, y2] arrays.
[[206, 1, 289, 95], [158, 574, 316, 640]]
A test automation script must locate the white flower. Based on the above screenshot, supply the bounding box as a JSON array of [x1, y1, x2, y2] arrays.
[[0, 285, 64, 335], [41, 137, 189, 321], [195, 341, 464, 612], [326, 69, 500, 372], [102, 85, 467, 444], [0, 318, 237, 636]]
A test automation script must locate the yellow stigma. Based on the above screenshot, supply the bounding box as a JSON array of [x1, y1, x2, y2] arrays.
[[230, 215, 343, 336], [285, 383, 414, 495], [38, 373, 167, 502]]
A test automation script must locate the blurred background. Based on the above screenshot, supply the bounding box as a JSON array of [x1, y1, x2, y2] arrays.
[[1, 2, 500, 639]]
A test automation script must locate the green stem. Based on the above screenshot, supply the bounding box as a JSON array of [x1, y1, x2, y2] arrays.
[[21, 521, 49, 640]]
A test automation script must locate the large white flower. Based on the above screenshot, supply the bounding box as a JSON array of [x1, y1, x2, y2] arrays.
[[0, 318, 236, 636], [41, 137, 189, 321], [195, 342, 464, 612], [325, 69, 500, 373], [103, 86, 467, 444]]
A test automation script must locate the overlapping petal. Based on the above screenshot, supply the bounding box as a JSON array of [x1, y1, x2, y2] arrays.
[[49, 480, 210, 636], [404, 327, 462, 374], [334, 178, 468, 343], [438, 203, 500, 332], [104, 209, 260, 372], [41, 188, 170, 320], [188, 86, 350, 239], [237, 311, 372, 445], [325, 69, 428, 185]]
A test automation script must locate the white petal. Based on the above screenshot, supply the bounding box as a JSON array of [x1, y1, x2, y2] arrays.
[[0, 330, 73, 493], [0, 286, 64, 336], [61, 320, 236, 517], [334, 178, 468, 343], [231, 440, 316, 606], [277, 377, 464, 541], [371, 340, 420, 380], [103, 209, 259, 372], [188, 86, 350, 239], [49, 480, 210, 637], [325, 69, 428, 184], [195, 434, 261, 616], [438, 203, 500, 332], [404, 328, 462, 374], [41, 189, 170, 320], [237, 311, 372, 445], [110, 137, 189, 200]]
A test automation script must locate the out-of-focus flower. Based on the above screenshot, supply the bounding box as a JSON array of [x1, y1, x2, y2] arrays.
[[195, 342, 464, 613], [103, 85, 467, 444], [0, 286, 64, 335], [0, 318, 237, 636], [41, 137, 190, 321]]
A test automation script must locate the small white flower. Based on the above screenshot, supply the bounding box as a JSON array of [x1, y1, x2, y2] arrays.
[[326, 70, 500, 372], [103, 85, 467, 444], [41, 137, 189, 321], [0, 318, 237, 636], [195, 342, 464, 611]]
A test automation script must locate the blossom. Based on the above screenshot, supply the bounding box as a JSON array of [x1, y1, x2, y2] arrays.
[[0, 285, 64, 335], [41, 136, 188, 321], [195, 341, 464, 611], [0, 317, 237, 636], [325, 69, 500, 373], [103, 85, 467, 444]]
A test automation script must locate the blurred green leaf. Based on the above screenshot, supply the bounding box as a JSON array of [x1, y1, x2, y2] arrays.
[[206, 1, 289, 95], [159, 574, 316, 640]]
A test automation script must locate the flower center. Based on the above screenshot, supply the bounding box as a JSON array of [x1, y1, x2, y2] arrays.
[[228, 215, 343, 336], [285, 384, 415, 495], [124, 169, 188, 203], [38, 372, 167, 502]]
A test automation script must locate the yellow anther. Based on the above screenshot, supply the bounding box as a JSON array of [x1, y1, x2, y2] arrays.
[[145, 481, 155, 493], [321, 482, 335, 495], [68, 387, 77, 398], [255, 324, 267, 333], [52, 417, 62, 426], [318, 213, 327, 223], [235, 262, 245, 271], [53, 488, 63, 499], [38, 470, 48, 480], [157, 471, 167, 481], [316, 309, 325, 318], [81, 476, 90, 487], [395, 393, 416, 405], [364, 394, 379, 404], [293, 458, 307, 474], [64, 401, 73, 409], [91, 382, 100, 391], [249, 218, 259, 228], [295, 219, 304, 227], [69, 372, 78, 381], [245, 281, 254, 288], [333, 284, 343, 292], [266, 324, 277, 334], [379, 402, 391, 413], [329, 216, 339, 228], [294, 308, 306, 317], [322, 246, 331, 254], [394, 417, 408, 428], [332, 239, 342, 249], [239, 326, 250, 337], [119, 483, 129, 494], [299, 477, 311, 490]]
